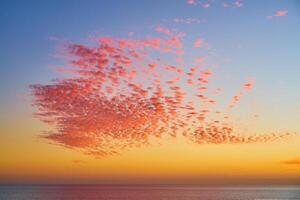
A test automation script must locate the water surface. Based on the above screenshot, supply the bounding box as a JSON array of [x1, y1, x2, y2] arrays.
[[0, 185, 299, 200]]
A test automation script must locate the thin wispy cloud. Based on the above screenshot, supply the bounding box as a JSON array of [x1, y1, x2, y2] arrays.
[[280, 158, 300, 166], [173, 18, 205, 25], [186, 0, 243, 9]]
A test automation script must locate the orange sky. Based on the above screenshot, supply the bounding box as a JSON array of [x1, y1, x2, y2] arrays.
[[1, 107, 300, 184]]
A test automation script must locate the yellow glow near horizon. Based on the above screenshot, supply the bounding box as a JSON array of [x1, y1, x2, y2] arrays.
[[1, 112, 300, 184]]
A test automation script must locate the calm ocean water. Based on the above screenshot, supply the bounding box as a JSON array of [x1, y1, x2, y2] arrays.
[[0, 185, 299, 200]]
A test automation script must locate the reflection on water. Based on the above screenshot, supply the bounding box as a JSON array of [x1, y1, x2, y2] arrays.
[[0, 185, 299, 200]]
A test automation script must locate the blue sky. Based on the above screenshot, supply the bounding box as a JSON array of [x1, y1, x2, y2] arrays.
[[1, 0, 299, 116]]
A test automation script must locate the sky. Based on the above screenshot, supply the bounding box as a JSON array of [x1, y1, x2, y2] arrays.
[[0, 0, 300, 185]]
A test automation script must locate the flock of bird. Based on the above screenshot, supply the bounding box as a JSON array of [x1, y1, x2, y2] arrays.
[[31, 27, 292, 157]]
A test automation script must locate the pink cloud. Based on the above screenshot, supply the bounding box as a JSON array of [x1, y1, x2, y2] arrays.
[[155, 26, 173, 36], [187, 0, 196, 5], [267, 10, 288, 20], [275, 10, 288, 17], [30, 28, 294, 158], [194, 39, 204, 48]]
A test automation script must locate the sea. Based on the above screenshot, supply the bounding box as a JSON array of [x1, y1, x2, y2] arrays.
[[0, 185, 299, 200]]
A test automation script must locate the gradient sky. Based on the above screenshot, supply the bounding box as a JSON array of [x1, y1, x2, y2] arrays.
[[1, 0, 300, 185]]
